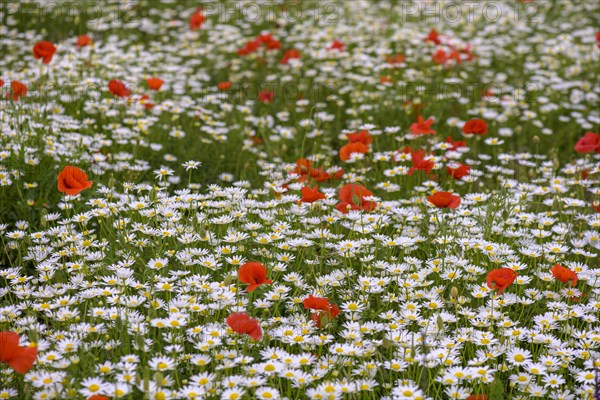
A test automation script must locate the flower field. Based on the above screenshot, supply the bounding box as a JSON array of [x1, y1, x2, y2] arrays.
[[1, 1, 600, 399]]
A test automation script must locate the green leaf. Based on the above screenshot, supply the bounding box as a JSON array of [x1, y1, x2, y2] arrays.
[[490, 377, 505, 399]]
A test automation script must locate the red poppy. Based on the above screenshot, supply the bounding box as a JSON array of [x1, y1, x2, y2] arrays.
[[293, 158, 312, 175], [327, 40, 345, 51], [238, 262, 272, 292], [303, 295, 340, 328], [258, 33, 281, 50], [300, 186, 326, 203], [347, 130, 372, 145], [408, 152, 434, 175], [581, 169, 589, 180], [550, 264, 578, 287], [335, 183, 377, 213], [10, 81, 27, 101], [574, 132, 600, 154], [237, 39, 261, 56], [147, 77, 164, 91], [386, 54, 405, 64], [597, 32, 600, 47], [280, 48, 301, 65], [291, 159, 342, 183], [76, 35, 92, 47], [462, 119, 488, 135], [594, 203, 600, 213], [309, 168, 331, 182], [398, 146, 418, 156], [226, 312, 262, 340], [432, 49, 448, 64], [140, 94, 155, 109], [459, 44, 476, 62], [339, 142, 368, 161], [258, 91, 274, 103], [410, 116, 436, 135], [57, 166, 93, 196], [446, 163, 471, 179], [427, 191, 461, 208], [448, 49, 462, 64], [108, 80, 131, 97], [444, 136, 466, 151], [482, 88, 494, 98], [0, 79, 3, 87], [88, 396, 110, 400], [486, 268, 517, 295], [425, 29, 441, 45], [189, 8, 206, 30], [303, 295, 331, 311], [218, 81, 232, 91], [0, 332, 37, 374], [466, 395, 488, 400], [33, 41, 56, 64]]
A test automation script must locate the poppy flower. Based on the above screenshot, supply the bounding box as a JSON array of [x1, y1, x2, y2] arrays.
[[407, 152, 434, 175], [303, 295, 331, 311], [459, 45, 476, 62], [432, 49, 449, 65], [57, 166, 93, 196], [339, 142, 368, 161], [108, 80, 131, 97], [335, 183, 377, 213], [309, 168, 332, 182], [0, 332, 37, 374], [410, 116, 436, 135], [300, 186, 326, 203], [574, 132, 600, 154], [218, 81, 232, 91], [226, 312, 262, 340], [0, 79, 4, 87], [466, 395, 488, 400], [380, 75, 393, 84], [444, 136, 466, 151], [594, 203, 600, 213], [347, 130, 372, 145], [280, 48, 301, 65], [427, 191, 461, 208], [33, 41, 57, 64], [303, 295, 340, 327], [293, 158, 312, 175], [291, 159, 342, 184], [424, 29, 441, 45], [386, 54, 405, 64], [550, 264, 578, 287], [259, 33, 281, 50], [446, 163, 471, 179], [189, 8, 206, 30], [238, 262, 272, 292], [327, 40, 345, 51], [258, 91, 274, 103], [146, 77, 164, 91], [486, 268, 517, 295], [10, 80, 27, 101], [88, 396, 110, 400], [237, 39, 261, 56], [462, 119, 488, 135], [304, 296, 341, 318], [140, 94, 155, 109], [76, 34, 92, 47], [448, 49, 462, 64], [397, 146, 418, 156]]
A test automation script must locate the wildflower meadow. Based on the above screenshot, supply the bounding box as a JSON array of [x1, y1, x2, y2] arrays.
[[1, 1, 600, 399]]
